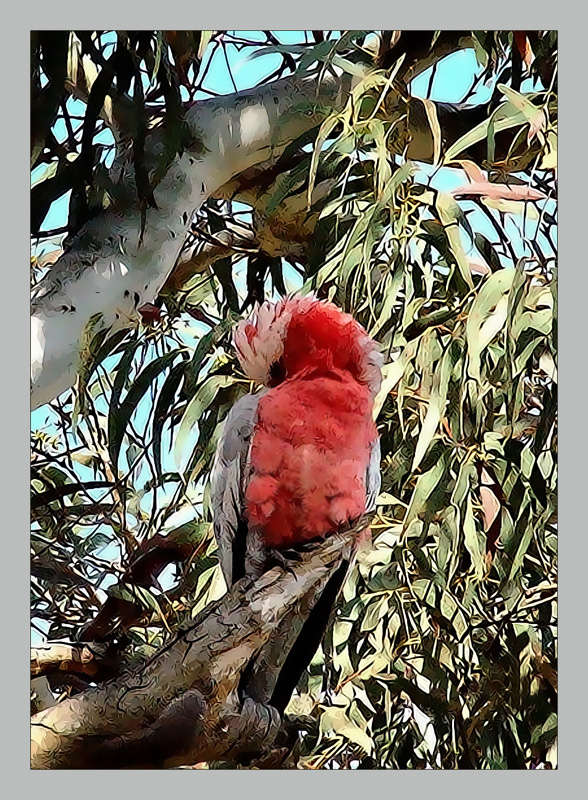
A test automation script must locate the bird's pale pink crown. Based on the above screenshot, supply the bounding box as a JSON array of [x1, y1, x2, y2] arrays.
[[233, 294, 383, 396]]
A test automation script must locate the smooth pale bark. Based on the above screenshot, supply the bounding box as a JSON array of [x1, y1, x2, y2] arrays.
[[31, 643, 100, 678], [31, 71, 355, 411]]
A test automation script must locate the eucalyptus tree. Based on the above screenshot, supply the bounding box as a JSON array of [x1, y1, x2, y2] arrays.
[[31, 31, 557, 769]]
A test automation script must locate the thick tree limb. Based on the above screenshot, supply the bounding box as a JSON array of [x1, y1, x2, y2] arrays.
[[31, 531, 355, 769], [162, 98, 538, 294], [30, 70, 355, 411]]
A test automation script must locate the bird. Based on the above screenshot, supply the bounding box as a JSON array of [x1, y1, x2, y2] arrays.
[[209, 292, 382, 714]]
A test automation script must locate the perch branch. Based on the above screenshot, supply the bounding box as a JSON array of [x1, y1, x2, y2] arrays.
[[31, 530, 355, 769]]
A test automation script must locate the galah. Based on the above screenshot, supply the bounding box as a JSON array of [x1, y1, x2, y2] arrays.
[[209, 294, 382, 713], [210, 293, 383, 583]]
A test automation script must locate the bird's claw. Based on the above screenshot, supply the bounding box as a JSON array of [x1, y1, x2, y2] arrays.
[[266, 547, 301, 577]]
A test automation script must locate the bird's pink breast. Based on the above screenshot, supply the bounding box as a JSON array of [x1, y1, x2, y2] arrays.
[[245, 373, 377, 548]]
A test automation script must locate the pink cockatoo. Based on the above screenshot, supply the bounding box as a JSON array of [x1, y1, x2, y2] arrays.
[[210, 293, 382, 583], [209, 294, 382, 715]]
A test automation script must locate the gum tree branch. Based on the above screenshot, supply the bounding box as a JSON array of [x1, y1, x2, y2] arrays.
[[31, 531, 355, 769]]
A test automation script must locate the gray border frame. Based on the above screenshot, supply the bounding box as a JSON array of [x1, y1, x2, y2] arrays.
[[12, 5, 573, 793]]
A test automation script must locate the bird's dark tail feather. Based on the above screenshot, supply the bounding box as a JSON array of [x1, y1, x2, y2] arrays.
[[231, 516, 249, 582], [270, 558, 350, 714]]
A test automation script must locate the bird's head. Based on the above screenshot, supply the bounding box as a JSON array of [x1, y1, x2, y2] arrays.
[[233, 294, 383, 396]]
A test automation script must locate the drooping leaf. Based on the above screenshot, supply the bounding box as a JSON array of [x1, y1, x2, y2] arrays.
[[174, 375, 240, 469], [109, 349, 181, 470], [467, 269, 515, 382], [444, 99, 529, 163], [463, 490, 487, 580], [436, 192, 474, 289], [412, 344, 453, 472]]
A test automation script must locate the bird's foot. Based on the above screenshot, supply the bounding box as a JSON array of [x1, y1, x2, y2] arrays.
[[265, 547, 301, 577], [266, 537, 327, 575]]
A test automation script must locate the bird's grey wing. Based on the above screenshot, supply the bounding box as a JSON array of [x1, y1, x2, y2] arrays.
[[209, 391, 262, 587], [365, 435, 382, 515]]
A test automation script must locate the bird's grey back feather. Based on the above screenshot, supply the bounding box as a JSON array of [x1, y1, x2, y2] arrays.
[[366, 436, 381, 515], [209, 391, 262, 587]]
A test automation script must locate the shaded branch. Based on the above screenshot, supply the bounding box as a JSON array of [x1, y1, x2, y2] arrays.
[[163, 220, 257, 294], [31, 677, 57, 715], [378, 31, 476, 84]]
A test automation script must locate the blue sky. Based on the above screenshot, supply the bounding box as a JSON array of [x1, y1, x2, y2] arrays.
[[31, 33, 554, 641]]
